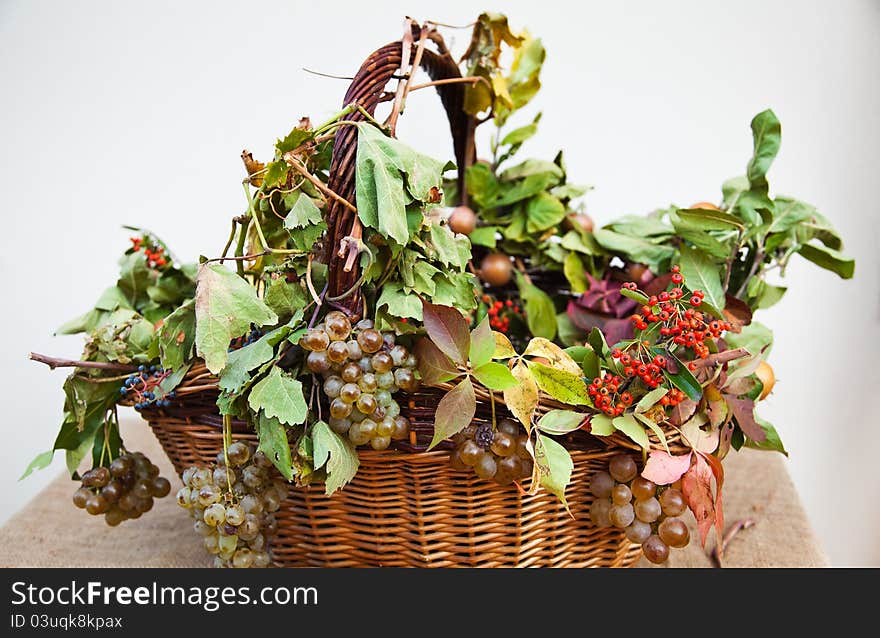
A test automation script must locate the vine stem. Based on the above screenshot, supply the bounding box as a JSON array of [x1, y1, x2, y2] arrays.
[[222, 414, 233, 494], [29, 352, 137, 372], [284, 155, 356, 212]]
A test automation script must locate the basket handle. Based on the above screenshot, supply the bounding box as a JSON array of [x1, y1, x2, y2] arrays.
[[323, 26, 477, 313]]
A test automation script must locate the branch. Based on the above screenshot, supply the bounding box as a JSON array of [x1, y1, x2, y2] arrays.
[[29, 352, 137, 372], [689, 347, 750, 370], [283, 155, 356, 213], [711, 518, 756, 567]]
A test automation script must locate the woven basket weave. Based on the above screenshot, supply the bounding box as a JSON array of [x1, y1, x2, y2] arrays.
[[144, 26, 646, 568]]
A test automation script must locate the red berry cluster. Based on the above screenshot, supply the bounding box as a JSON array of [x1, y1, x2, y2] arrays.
[[588, 372, 634, 417], [130, 237, 168, 269], [482, 295, 523, 333], [626, 266, 731, 360], [611, 349, 668, 389]]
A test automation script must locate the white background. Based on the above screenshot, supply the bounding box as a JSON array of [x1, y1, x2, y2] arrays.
[[1, 0, 878, 565]]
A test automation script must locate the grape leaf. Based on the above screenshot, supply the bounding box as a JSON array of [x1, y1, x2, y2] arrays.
[[256, 411, 293, 481], [469, 316, 494, 369], [158, 299, 195, 371], [429, 376, 477, 450], [194, 263, 278, 374], [537, 410, 587, 435], [527, 361, 591, 406], [376, 282, 422, 321], [264, 277, 307, 318], [414, 338, 460, 385], [219, 337, 276, 394], [247, 366, 307, 426], [503, 361, 539, 432], [421, 300, 471, 365], [534, 434, 573, 507], [641, 450, 692, 485], [472, 362, 518, 390], [283, 192, 323, 228], [469, 225, 498, 249], [312, 420, 359, 496]]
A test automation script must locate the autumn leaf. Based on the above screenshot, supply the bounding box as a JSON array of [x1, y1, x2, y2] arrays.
[[726, 395, 766, 442], [527, 361, 591, 405], [641, 450, 692, 485], [428, 376, 476, 450], [503, 360, 539, 432], [523, 337, 582, 375], [421, 300, 470, 365], [682, 452, 724, 547], [414, 337, 460, 386]]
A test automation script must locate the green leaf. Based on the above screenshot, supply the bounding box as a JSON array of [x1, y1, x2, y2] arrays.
[[500, 158, 562, 181], [429, 376, 477, 450], [745, 416, 788, 456], [797, 243, 855, 279], [747, 109, 781, 192], [247, 366, 308, 426], [589, 414, 614, 436], [674, 207, 744, 231], [472, 362, 518, 390], [421, 300, 471, 365], [194, 263, 278, 374], [678, 245, 726, 310], [312, 420, 360, 495], [634, 413, 670, 453], [579, 348, 600, 380], [724, 321, 773, 356], [501, 122, 537, 146], [219, 336, 276, 394], [283, 192, 323, 228], [376, 282, 422, 321], [469, 316, 494, 368], [262, 160, 289, 189], [619, 287, 650, 305], [492, 331, 517, 360], [414, 338, 460, 385], [355, 124, 409, 245], [563, 250, 588, 293], [20, 450, 54, 480], [117, 252, 155, 307], [666, 354, 703, 402], [612, 414, 649, 450], [556, 312, 586, 347], [158, 300, 196, 371], [429, 224, 471, 268], [469, 225, 498, 249], [528, 361, 590, 405], [154, 362, 191, 399], [525, 192, 566, 232], [431, 272, 478, 310], [561, 230, 601, 255], [515, 272, 556, 339], [537, 410, 586, 435], [535, 434, 573, 506], [592, 228, 675, 269], [256, 412, 293, 480], [264, 277, 307, 318], [636, 387, 668, 412], [276, 127, 312, 154]]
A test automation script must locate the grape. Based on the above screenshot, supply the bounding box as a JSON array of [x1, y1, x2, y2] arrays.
[[659, 488, 686, 516], [498, 455, 523, 478], [227, 441, 251, 466], [346, 340, 363, 360], [194, 520, 213, 536], [376, 417, 394, 438], [370, 436, 391, 451], [459, 440, 482, 466], [135, 497, 154, 513], [253, 552, 272, 568], [473, 453, 497, 480], [238, 516, 260, 541], [590, 498, 612, 528], [631, 477, 657, 501], [323, 376, 344, 398], [204, 503, 226, 526], [358, 419, 377, 439], [109, 457, 132, 477], [358, 373, 378, 393], [182, 467, 197, 486], [85, 494, 109, 515], [82, 467, 110, 488], [641, 535, 670, 564], [105, 508, 126, 527], [341, 362, 362, 383], [204, 534, 220, 554], [515, 436, 531, 460], [327, 340, 349, 363], [197, 484, 222, 506], [232, 548, 255, 568], [339, 383, 361, 404], [329, 398, 353, 419], [357, 357, 373, 374], [375, 390, 393, 407], [355, 318, 374, 331], [176, 488, 192, 508], [357, 329, 383, 353], [609, 503, 635, 528], [498, 419, 519, 436], [658, 517, 690, 548], [371, 352, 394, 373], [253, 451, 272, 469], [450, 450, 469, 470], [608, 455, 638, 483], [391, 416, 410, 440], [192, 468, 212, 488], [634, 497, 662, 523], [329, 417, 352, 435], [404, 354, 417, 368], [376, 371, 395, 390], [349, 408, 367, 422], [389, 345, 408, 366], [300, 328, 330, 352], [348, 423, 372, 446], [611, 484, 632, 504], [240, 494, 263, 515], [306, 351, 331, 374], [382, 333, 395, 349], [212, 466, 232, 486], [590, 471, 615, 499], [394, 367, 417, 391], [242, 466, 263, 489], [625, 519, 652, 544], [132, 479, 152, 500], [225, 505, 245, 526], [218, 533, 238, 556], [324, 311, 351, 341], [356, 393, 377, 415], [72, 487, 91, 509], [490, 431, 516, 457], [385, 401, 401, 419]]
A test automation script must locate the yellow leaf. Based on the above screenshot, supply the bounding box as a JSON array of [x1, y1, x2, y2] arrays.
[[503, 361, 539, 432], [523, 337, 581, 375], [492, 331, 516, 359]]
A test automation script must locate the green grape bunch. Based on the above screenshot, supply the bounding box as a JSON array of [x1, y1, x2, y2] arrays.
[[300, 312, 417, 451]]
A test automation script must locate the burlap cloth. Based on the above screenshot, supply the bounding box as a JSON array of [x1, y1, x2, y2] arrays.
[[0, 417, 828, 567]]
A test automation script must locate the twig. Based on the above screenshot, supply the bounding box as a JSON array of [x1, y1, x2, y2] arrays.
[[305, 255, 322, 306], [29, 352, 137, 372], [387, 19, 418, 136], [301, 67, 354, 80], [514, 257, 533, 285], [711, 518, 756, 567], [205, 251, 270, 264], [284, 155, 356, 212], [407, 76, 486, 91]]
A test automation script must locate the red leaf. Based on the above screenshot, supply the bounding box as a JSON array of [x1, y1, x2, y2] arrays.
[[722, 294, 752, 333], [641, 450, 692, 485], [414, 338, 459, 386], [682, 452, 724, 547], [669, 399, 698, 426], [421, 300, 470, 365], [726, 395, 766, 442], [429, 376, 476, 450]]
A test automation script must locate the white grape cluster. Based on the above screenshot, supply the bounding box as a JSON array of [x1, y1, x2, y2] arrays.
[[300, 312, 416, 451], [176, 441, 284, 568]]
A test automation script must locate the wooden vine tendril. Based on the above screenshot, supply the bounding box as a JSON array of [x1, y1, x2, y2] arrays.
[[323, 21, 477, 315]]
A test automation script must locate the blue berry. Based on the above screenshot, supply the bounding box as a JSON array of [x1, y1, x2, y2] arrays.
[[138, 365, 145, 372], [119, 387, 127, 394]]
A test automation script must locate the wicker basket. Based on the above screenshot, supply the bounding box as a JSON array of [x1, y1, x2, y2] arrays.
[[144, 26, 647, 568]]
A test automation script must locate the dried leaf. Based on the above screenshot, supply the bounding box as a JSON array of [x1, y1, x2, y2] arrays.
[[241, 150, 265, 187], [682, 453, 721, 547], [722, 295, 752, 333], [503, 361, 539, 432], [421, 300, 470, 365], [642, 450, 692, 485], [670, 398, 698, 426], [428, 377, 477, 450], [726, 395, 766, 442], [680, 412, 720, 454]]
